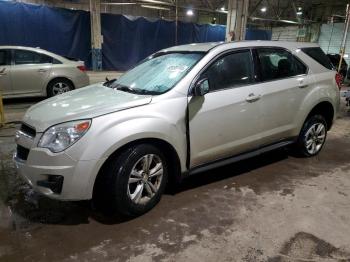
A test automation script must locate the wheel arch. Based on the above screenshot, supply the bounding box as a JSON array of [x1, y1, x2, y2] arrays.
[[92, 137, 182, 199], [304, 101, 335, 130]]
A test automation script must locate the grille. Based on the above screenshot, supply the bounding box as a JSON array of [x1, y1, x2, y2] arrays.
[[20, 123, 36, 138], [16, 145, 30, 161]]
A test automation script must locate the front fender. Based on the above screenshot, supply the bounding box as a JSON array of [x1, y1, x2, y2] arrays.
[[63, 95, 188, 199], [95, 117, 185, 164], [65, 110, 187, 164], [68, 115, 186, 159]]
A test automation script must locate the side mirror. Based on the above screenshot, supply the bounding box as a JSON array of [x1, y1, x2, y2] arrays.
[[193, 78, 209, 96]]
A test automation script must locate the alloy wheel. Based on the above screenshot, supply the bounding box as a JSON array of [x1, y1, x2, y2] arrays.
[[127, 154, 163, 205], [304, 123, 326, 155], [52, 82, 71, 95]]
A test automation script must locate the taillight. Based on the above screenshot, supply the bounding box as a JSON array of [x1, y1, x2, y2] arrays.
[[335, 72, 343, 90], [77, 65, 86, 72]]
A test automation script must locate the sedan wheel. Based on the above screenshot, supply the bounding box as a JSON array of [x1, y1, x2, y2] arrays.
[[52, 82, 71, 95], [47, 78, 74, 97]]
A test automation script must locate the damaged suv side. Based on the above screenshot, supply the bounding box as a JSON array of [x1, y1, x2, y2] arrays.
[[14, 41, 339, 216]]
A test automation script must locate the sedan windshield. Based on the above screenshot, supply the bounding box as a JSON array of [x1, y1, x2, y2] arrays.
[[111, 52, 204, 95]]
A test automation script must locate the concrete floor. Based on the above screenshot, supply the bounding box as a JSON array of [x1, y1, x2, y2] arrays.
[[1, 90, 350, 261]]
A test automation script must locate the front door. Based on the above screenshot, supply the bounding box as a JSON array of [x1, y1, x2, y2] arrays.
[[11, 49, 52, 95], [188, 50, 262, 167], [0, 49, 12, 96]]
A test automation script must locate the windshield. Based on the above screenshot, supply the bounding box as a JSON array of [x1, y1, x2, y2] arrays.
[[111, 52, 204, 95]]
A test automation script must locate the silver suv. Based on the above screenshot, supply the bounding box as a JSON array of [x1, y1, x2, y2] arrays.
[[14, 41, 340, 216], [0, 46, 89, 98]]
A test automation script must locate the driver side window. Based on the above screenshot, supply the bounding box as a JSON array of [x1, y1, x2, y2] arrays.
[[205, 50, 254, 91]]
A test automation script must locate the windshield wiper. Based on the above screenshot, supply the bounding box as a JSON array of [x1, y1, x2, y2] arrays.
[[132, 89, 161, 95], [103, 78, 117, 87], [106, 81, 160, 95], [104, 81, 135, 93], [112, 84, 138, 94]]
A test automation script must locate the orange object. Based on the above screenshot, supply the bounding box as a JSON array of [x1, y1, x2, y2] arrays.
[[75, 121, 90, 132]]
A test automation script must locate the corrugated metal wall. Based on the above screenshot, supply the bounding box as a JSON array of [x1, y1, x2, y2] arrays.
[[271, 26, 298, 41], [270, 23, 347, 63], [318, 23, 347, 62]]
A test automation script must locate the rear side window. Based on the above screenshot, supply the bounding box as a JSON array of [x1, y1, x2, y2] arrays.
[[256, 48, 307, 81], [14, 50, 53, 65], [53, 58, 62, 64], [205, 50, 254, 91], [40, 54, 54, 64], [301, 47, 334, 70]]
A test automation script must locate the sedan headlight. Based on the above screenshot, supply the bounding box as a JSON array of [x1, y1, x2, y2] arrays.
[[38, 120, 91, 153]]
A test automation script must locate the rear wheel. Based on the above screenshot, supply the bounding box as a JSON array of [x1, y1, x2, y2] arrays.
[[47, 78, 73, 97], [94, 144, 168, 216], [294, 115, 327, 157]]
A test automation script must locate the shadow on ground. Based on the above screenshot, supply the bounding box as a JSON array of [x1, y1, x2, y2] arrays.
[[3, 97, 44, 105], [1, 148, 290, 229]]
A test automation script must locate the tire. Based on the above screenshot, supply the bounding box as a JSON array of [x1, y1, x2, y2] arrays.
[[294, 115, 328, 157], [47, 78, 74, 97], [94, 144, 168, 217]]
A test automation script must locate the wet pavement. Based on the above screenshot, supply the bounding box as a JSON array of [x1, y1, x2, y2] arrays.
[[1, 100, 350, 261]]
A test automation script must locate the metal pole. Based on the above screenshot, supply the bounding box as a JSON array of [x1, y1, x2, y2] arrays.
[[226, 0, 233, 41], [175, 0, 178, 45], [90, 0, 102, 71], [240, 0, 249, 40], [338, 4, 350, 72]]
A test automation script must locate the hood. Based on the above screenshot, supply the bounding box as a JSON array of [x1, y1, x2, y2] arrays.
[[23, 83, 152, 132]]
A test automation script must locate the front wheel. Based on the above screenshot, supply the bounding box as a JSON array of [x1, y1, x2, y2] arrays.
[[94, 144, 168, 217], [294, 115, 327, 157]]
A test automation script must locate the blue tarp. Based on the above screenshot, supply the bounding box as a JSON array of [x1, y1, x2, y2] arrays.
[[102, 15, 176, 70], [245, 28, 272, 40], [101, 15, 226, 70], [0, 1, 271, 70], [0, 1, 91, 66]]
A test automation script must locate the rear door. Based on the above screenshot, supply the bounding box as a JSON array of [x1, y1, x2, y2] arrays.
[[253, 47, 310, 146], [0, 49, 12, 95], [10, 49, 52, 95]]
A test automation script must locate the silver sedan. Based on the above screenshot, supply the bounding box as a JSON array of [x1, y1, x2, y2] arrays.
[[0, 46, 89, 98]]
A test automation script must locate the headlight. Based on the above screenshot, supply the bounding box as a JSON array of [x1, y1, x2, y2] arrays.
[[38, 120, 91, 153]]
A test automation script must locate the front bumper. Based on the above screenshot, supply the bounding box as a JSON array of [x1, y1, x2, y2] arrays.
[[13, 125, 105, 200]]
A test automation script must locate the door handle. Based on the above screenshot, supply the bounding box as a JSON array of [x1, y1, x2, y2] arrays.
[[37, 69, 47, 73], [246, 93, 261, 102], [298, 78, 308, 88]]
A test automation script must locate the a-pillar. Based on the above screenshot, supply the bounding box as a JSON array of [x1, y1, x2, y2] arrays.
[[90, 0, 102, 71], [225, 0, 249, 41]]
